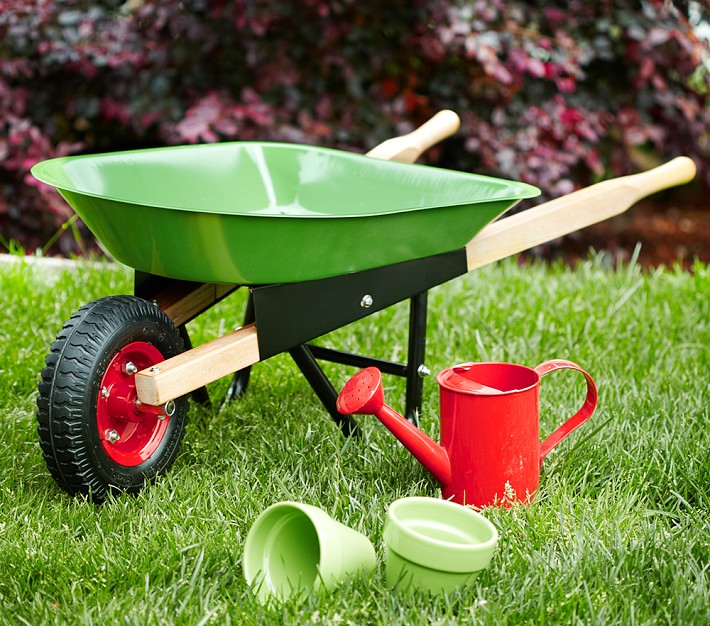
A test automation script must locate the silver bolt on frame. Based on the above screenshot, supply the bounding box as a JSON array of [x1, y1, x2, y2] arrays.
[[417, 364, 431, 378], [360, 294, 374, 308]]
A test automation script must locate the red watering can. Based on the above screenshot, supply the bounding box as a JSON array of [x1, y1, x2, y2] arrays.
[[337, 361, 597, 507]]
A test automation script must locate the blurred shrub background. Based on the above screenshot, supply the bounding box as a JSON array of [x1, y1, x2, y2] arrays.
[[1, 0, 709, 255]]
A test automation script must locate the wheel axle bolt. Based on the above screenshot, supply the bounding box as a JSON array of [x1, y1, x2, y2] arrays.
[[105, 429, 120, 443], [101, 387, 110, 398], [123, 361, 138, 376]]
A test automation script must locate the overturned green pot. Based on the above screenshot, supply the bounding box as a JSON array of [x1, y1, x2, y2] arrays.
[[243, 501, 376, 603]]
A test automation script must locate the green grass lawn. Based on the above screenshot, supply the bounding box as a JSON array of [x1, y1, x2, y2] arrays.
[[0, 255, 708, 625]]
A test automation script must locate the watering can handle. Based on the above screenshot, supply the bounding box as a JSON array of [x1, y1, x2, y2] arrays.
[[535, 360, 598, 463]]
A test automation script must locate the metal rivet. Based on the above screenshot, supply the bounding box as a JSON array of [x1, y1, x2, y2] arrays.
[[360, 294, 373, 308], [123, 361, 138, 376], [417, 364, 431, 378], [105, 429, 120, 443]]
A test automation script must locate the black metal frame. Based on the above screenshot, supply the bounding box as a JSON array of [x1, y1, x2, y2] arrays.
[[135, 248, 469, 433]]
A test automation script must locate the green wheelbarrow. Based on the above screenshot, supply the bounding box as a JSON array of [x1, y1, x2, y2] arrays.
[[31, 111, 696, 501]]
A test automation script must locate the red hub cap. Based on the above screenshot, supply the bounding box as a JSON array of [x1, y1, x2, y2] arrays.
[[97, 342, 171, 466]]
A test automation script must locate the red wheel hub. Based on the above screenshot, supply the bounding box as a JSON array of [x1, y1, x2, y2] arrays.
[[97, 342, 171, 466]]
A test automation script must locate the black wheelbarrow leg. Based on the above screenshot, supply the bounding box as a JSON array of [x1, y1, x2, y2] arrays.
[[289, 344, 359, 436], [404, 291, 428, 425], [223, 292, 256, 405]]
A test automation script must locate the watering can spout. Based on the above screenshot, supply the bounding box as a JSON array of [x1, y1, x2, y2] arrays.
[[337, 368, 452, 487]]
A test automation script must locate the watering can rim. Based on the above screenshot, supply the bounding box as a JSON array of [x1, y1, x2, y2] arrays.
[[436, 361, 538, 396]]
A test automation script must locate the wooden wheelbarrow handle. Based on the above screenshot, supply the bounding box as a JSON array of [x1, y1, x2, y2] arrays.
[[365, 110, 461, 163], [466, 156, 697, 271]]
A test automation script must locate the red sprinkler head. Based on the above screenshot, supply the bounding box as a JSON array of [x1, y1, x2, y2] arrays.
[[337, 367, 453, 488], [336, 367, 385, 415]]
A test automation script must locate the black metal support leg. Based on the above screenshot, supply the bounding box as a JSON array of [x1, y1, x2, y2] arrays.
[[289, 344, 359, 436], [405, 291, 428, 424], [224, 293, 255, 404]]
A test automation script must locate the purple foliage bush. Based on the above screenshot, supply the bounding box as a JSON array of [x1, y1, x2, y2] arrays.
[[1, 0, 709, 254]]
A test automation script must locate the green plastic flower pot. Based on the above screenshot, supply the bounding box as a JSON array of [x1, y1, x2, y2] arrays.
[[383, 497, 498, 595], [243, 501, 376, 603]]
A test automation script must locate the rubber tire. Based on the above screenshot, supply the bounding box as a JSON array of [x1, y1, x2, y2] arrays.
[[36, 296, 188, 502]]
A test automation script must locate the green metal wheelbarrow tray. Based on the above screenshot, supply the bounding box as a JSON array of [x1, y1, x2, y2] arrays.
[[31, 111, 696, 501]]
